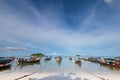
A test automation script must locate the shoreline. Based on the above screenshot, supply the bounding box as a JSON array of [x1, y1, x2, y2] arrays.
[[0, 69, 110, 80]]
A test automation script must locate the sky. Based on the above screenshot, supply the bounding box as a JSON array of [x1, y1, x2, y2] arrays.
[[0, 0, 120, 57]]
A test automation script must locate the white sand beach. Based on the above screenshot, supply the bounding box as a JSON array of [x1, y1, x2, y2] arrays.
[[0, 71, 102, 80], [0, 67, 119, 80]]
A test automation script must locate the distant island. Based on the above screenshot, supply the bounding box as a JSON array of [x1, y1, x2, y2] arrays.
[[30, 53, 45, 58]]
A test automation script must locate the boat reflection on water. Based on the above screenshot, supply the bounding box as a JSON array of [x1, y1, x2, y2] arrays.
[[18, 62, 40, 69], [56, 60, 62, 66], [0, 66, 10, 72], [55, 56, 62, 66], [75, 60, 82, 68]]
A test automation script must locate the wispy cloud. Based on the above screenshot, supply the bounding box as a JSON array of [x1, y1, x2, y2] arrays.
[[0, 47, 27, 51], [104, 0, 113, 4], [0, 0, 120, 55]]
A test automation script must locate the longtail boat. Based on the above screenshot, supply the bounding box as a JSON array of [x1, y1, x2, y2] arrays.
[[69, 57, 72, 60], [0, 57, 12, 70], [75, 59, 81, 64], [55, 56, 62, 62], [17, 57, 41, 64], [44, 56, 52, 61], [112, 57, 120, 68]]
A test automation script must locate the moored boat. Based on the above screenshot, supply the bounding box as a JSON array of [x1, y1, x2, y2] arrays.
[[112, 57, 120, 68], [69, 57, 72, 60], [0, 57, 12, 70], [55, 56, 62, 62], [17, 57, 41, 64], [75, 60, 81, 64], [112, 61, 120, 68], [44, 56, 52, 61]]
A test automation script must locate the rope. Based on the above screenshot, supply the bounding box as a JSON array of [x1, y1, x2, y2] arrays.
[[14, 71, 38, 80], [86, 70, 109, 80]]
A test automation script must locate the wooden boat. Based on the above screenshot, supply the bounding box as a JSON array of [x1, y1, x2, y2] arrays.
[[112, 57, 120, 68], [0, 57, 12, 70], [45, 58, 51, 61], [99, 58, 117, 68], [6, 57, 15, 62], [99, 58, 107, 65], [74, 59, 81, 67], [104, 58, 115, 66], [44, 56, 52, 61], [69, 57, 72, 60], [55, 56, 62, 62], [55, 56, 62, 66], [112, 60, 120, 68], [17, 57, 41, 64], [75, 59, 81, 64]]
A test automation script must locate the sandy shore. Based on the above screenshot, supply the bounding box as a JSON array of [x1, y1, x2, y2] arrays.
[[0, 70, 111, 80]]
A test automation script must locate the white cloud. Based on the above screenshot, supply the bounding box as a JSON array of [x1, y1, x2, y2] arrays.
[[0, 0, 120, 55], [0, 47, 27, 51], [104, 0, 113, 4]]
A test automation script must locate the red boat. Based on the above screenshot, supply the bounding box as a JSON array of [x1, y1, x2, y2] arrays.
[[17, 57, 41, 64], [113, 57, 120, 68], [113, 61, 120, 68]]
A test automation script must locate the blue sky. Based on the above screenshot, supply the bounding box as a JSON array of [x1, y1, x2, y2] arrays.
[[0, 0, 120, 56]]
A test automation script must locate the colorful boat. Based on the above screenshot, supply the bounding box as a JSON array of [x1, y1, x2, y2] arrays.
[[55, 56, 62, 62], [112, 57, 120, 68], [0, 57, 12, 70], [75, 60, 81, 64], [17, 57, 41, 64]]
